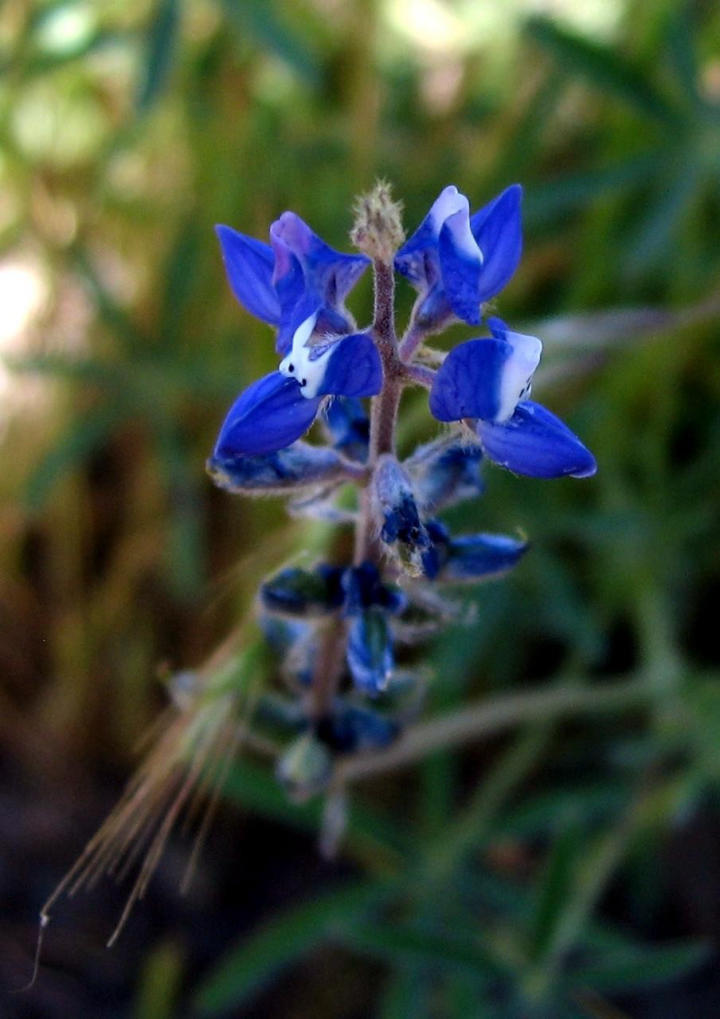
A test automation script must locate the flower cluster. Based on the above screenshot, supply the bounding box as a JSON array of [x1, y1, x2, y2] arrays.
[[208, 182, 596, 797]]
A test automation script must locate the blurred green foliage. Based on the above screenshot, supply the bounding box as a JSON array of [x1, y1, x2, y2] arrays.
[[2, 0, 720, 1015]]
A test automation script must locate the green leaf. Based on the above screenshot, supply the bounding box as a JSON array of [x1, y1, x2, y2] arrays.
[[529, 823, 583, 961], [221, 0, 319, 86], [379, 963, 433, 1019], [567, 940, 710, 993], [71, 246, 151, 351], [194, 879, 398, 1014], [623, 163, 699, 274], [25, 402, 125, 510], [343, 920, 505, 982], [523, 151, 665, 227], [525, 16, 677, 123], [136, 0, 181, 113], [665, 8, 700, 107]]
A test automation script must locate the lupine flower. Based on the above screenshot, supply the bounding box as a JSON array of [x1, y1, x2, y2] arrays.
[[214, 210, 382, 459], [429, 317, 597, 479], [317, 699, 400, 754], [207, 441, 358, 496], [343, 564, 406, 695], [421, 519, 529, 582], [260, 564, 346, 617], [404, 437, 485, 513], [373, 454, 430, 575], [213, 331, 382, 459], [217, 212, 369, 355], [395, 184, 522, 330], [49, 184, 599, 949]]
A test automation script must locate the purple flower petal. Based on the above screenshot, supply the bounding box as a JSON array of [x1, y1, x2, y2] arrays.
[[394, 185, 467, 288], [215, 225, 280, 325], [475, 400, 597, 479], [346, 609, 394, 696], [438, 533, 528, 582], [437, 206, 484, 324], [316, 333, 383, 398], [429, 339, 511, 422], [213, 371, 322, 458], [470, 184, 523, 302], [270, 211, 370, 306], [430, 332, 542, 424]]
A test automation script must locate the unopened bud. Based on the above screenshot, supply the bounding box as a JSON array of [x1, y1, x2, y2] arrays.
[[350, 180, 405, 262], [373, 454, 429, 576], [276, 733, 333, 802]]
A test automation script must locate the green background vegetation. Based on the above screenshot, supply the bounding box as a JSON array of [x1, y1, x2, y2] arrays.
[[1, 0, 720, 1015]]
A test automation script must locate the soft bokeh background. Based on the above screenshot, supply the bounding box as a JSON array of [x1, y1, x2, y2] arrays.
[[2, 0, 720, 1016]]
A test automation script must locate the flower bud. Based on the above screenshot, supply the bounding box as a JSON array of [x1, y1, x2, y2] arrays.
[[260, 564, 345, 617], [323, 396, 370, 462], [317, 699, 400, 753], [373, 454, 430, 576], [350, 180, 405, 262], [346, 608, 394, 696], [207, 442, 352, 495], [405, 437, 484, 513], [276, 733, 333, 802]]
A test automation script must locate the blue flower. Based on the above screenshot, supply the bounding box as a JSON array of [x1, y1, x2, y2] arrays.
[[213, 330, 382, 458], [395, 184, 522, 330], [317, 699, 400, 754], [421, 519, 529, 582], [216, 211, 370, 355], [207, 442, 351, 494], [323, 397, 369, 462], [214, 211, 381, 459], [373, 455, 429, 552], [405, 438, 485, 513], [342, 564, 406, 696], [429, 318, 597, 479]]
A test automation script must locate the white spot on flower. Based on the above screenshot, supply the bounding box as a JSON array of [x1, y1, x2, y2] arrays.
[[495, 330, 542, 423], [279, 311, 333, 398]]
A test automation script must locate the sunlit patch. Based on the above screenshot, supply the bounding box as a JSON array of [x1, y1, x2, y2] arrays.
[[0, 257, 49, 432], [34, 2, 97, 57]]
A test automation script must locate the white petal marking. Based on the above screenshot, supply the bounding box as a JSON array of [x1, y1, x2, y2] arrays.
[[278, 311, 331, 398], [495, 330, 542, 423]]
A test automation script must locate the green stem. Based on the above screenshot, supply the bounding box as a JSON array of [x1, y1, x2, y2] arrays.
[[337, 678, 652, 783]]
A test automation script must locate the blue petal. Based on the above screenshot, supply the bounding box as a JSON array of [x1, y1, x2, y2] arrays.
[[316, 333, 383, 398], [439, 533, 528, 582], [207, 442, 347, 493], [275, 291, 321, 357], [342, 563, 407, 616], [346, 609, 394, 696], [319, 701, 399, 753], [475, 400, 597, 479], [260, 565, 345, 616], [406, 439, 485, 513], [215, 225, 280, 325], [271, 211, 369, 306], [323, 397, 369, 461], [394, 185, 467, 288], [213, 372, 321, 458], [470, 184, 523, 302], [437, 208, 484, 325], [429, 338, 513, 422]]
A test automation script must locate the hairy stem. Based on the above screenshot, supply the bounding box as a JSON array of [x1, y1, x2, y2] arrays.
[[354, 257, 403, 564], [316, 256, 403, 712]]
